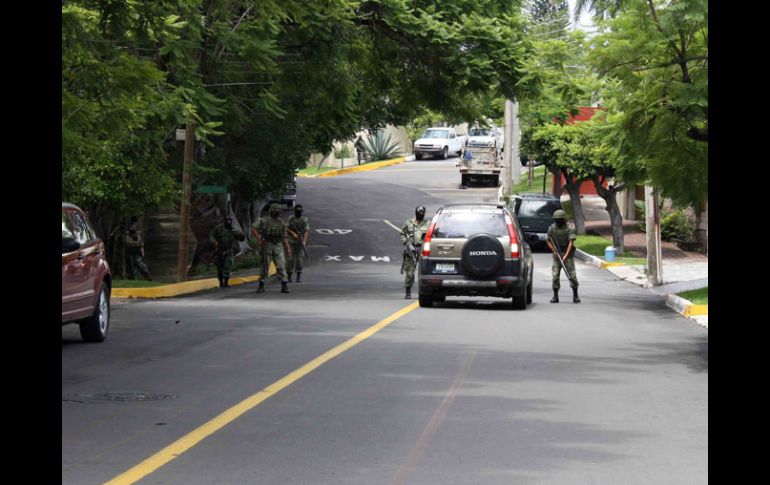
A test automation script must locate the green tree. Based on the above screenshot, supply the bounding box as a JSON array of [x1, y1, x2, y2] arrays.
[[587, 0, 707, 208]]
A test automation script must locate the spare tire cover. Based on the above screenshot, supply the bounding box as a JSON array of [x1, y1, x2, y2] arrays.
[[462, 233, 505, 277]]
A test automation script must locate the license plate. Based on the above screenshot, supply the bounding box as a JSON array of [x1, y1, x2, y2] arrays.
[[434, 263, 456, 273], [537, 233, 547, 241]]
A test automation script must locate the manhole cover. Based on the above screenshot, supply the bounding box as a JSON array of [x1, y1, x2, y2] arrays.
[[63, 391, 177, 403]]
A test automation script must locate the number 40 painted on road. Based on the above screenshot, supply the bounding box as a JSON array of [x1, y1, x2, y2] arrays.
[[315, 229, 352, 235]]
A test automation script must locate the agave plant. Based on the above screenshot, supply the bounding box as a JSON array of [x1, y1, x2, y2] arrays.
[[361, 130, 402, 162]]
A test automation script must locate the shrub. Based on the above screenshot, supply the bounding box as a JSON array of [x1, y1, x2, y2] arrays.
[[362, 130, 402, 161], [334, 144, 352, 159], [660, 210, 694, 241]]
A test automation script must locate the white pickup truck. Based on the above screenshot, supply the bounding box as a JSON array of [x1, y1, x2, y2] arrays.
[[413, 127, 465, 160]]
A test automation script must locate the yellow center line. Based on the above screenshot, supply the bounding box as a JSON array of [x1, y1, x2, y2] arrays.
[[105, 302, 420, 485]]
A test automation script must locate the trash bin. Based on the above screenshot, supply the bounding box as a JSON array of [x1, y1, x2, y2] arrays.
[[604, 246, 617, 262]]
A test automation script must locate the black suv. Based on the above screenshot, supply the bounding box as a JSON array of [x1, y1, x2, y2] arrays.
[[417, 204, 533, 309], [508, 193, 565, 248]]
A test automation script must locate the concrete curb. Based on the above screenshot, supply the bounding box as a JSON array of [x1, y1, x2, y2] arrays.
[[574, 248, 603, 268], [113, 263, 276, 299], [666, 294, 708, 317], [575, 248, 708, 323], [298, 155, 412, 178]]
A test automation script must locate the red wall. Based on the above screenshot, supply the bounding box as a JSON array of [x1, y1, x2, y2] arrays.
[[551, 107, 607, 195]]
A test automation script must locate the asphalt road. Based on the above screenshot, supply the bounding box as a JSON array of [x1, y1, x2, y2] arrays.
[[62, 158, 707, 485]]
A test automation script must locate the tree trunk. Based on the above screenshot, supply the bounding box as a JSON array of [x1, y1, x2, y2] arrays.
[[561, 169, 586, 235], [591, 176, 625, 254], [550, 166, 562, 197]]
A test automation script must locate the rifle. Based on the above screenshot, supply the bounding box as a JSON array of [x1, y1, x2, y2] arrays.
[[260, 237, 269, 278], [286, 228, 310, 258], [549, 236, 577, 289]]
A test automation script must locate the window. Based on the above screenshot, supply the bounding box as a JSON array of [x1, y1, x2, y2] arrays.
[[69, 211, 93, 244], [518, 200, 563, 218], [469, 128, 492, 136], [423, 129, 449, 139], [433, 212, 507, 238], [62, 210, 74, 240]]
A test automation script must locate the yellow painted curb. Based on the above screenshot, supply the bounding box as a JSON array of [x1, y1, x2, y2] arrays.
[[300, 156, 407, 178], [113, 263, 276, 299], [600, 261, 625, 269], [684, 304, 708, 317]]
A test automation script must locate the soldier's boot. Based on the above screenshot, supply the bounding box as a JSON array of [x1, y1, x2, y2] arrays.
[[572, 287, 581, 303], [405, 288, 411, 299], [550, 289, 559, 303], [223, 278, 230, 288], [281, 281, 290, 294], [287, 272, 292, 282], [257, 281, 265, 293], [296, 272, 301, 283], [218, 277, 224, 288]]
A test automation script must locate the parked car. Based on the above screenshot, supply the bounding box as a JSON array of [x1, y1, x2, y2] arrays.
[[62, 203, 112, 342], [466, 126, 503, 155], [508, 192, 565, 248], [413, 127, 465, 160], [268, 174, 298, 208], [417, 204, 533, 309]]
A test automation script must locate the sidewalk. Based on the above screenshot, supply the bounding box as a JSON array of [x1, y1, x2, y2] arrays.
[[574, 195, 707, 326]]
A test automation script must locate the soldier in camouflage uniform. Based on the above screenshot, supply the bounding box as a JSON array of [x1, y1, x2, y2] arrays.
[[545, 209, 580, 303], [286, 204, 310, 283], [252, 204, 292, 294], [209, 216, 245, 288], [124, 227, 152, 281], [400, 206, 429, 299]]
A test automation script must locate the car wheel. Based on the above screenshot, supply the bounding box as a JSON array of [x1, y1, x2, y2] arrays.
[[418, 293, 434, 308], [285, 200, 294, 208], [79, 283, 110, 342], [526, 278, 533, 304], [441, 147, 448, 159], [461, 174, 468, 187], [491, 175, 499, 186], [415, 153, 423, 160], [512, 283, 527, 310]]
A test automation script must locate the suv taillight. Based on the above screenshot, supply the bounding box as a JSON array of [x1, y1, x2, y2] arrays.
[[505, 215, 520, 258], [422, 215, 438, 257]]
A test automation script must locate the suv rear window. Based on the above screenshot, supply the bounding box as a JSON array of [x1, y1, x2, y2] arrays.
[[518, 200, 563, 218], [433, 212, 508, 238]]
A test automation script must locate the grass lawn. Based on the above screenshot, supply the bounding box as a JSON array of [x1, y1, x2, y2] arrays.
[[298, 166, 338, 176], [677, 287, 708, 305], [575, 235, 637, 259], [511, 165, 553, 195], [112, 279, 166, 288]]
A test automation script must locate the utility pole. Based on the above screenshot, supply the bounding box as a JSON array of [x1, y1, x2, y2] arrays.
[[645, 185, 663, 286], [503, 99, 523, 194], [176, 121, 194, 283], [503, 100, 512, 195], [511, 100, 521, 186]]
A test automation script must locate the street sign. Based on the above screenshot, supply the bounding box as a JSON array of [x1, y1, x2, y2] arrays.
[[176, 129, 186, 141], [195, 185, 228, 194]]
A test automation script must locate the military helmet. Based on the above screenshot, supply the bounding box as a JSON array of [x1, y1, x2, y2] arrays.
[[270, 203, 281, 212], [553, 209, 567, 219], [415, 205, 426, 214]]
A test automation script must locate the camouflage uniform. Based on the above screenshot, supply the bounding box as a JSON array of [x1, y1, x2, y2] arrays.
[[287, 215, 310, 276], [124, 230, 152, 280], [400, 217, 429, 291], [254, 212, 289, 284], [546, 222, 578, 291], [209, 223, 242, 286]]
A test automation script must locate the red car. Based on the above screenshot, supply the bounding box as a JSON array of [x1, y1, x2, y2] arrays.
[[62, 203, 112, 342]]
